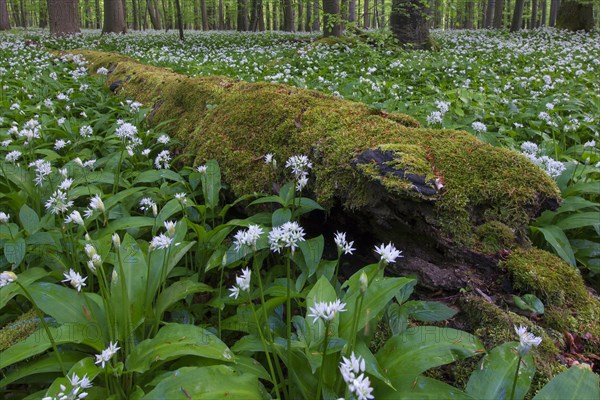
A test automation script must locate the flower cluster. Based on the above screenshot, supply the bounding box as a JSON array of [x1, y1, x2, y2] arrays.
[[339, 353, 374, 400], [514, 325, 542, 356], [42, 373, 93, 400], [229, 267, 251, 300], [374, 242, 403, 265], [334, 231, 355, 255], [268, 221, 306, 254], [62, 269, 87, 292], [307, 299, 347, 323], [95, 341, 120, 368], [233, 224, 264, 251], [520, 141, 566, 178], [285, 154, 312, 191], [0, 271, 17, 287]]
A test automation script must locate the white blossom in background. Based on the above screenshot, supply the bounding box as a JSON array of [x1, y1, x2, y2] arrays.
[[334, 231, 355, 255], [0, 212, 10, 223], [374, 242, 403, 265], [472, 121, 487, 133], [139, 197, 156, 213], [233, 224, 264, 251], [150, 233, 173, 250], [29, 159, 52, 186], [520, 142, 565, 178], [154, 150, 171, 169], [164, 220, 177, 237], [45, 190, 73, 214], [268, 221, 306, 254], [229, 267, 251, 300], [285, 154, 312, 178], [64, 210, 84, 226], [197, 164, 207, 174], [157, 134, 170, 144], [41, 372, 93, 400], [79, 125, 93, 137], [96, 67, 108, 75], [339, 353, 374, 400], [62, 269, 87, 292], [307, 299, 347, 323], [95, 341, 120, 368], [5, 150, 21, 163]]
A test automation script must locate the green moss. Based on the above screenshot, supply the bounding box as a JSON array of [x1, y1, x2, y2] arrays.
[[0, 309, 40, 352], [475, 221, 517, 253], [502, 248, 600, 338], [71, 50, 561, 250]]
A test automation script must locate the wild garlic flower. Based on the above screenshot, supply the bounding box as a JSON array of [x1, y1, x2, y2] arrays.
[[472, 121, 487, 133], [150, 233, 173, 250], [59, 178, 74, 190], [268, 221, 306, 254], [174, 192, 187, 205], [349, 374, 374, 400], [233, 224, 264, 251], [64, 210, 84, 226], [96, 67, 108, 75], [29, 159, 52, 186], [285, 154, 312, 178], [62, 269, 87, 292], [5, 150, 21, 163], [115, 122, 138, 141], [164, 221, 177, 237], [339, 352, 366, 384], [196, 164, 207, 174], [45, 190, 73, 214], [157, 134, 170, 144], [264, 153, 275, 165], [42, 372, 93, 400], [89, 195, 104, 213], [0, 212, 9, 223], [139, 197, 156, 213], [112, 233, 120, 248], [296, 174, 309, 192], [229, 267, 251, 300], [154, 150, 171, 169], [334, 231, 355, 255], [514, 325, 542, 356], [95, 341, 120, 368], [54, 139, 70, 150], [374, 242, 403, 265], [79, 125, 93, 138], [0, 271, 18, 287], [307, 299, 347, 323]]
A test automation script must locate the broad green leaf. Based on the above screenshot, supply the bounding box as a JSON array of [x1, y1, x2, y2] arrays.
[[386, 302, 409, 335], [272, 207, 291, 227], [0, 351, 85, 387], [299, 235, 324, 277], [133, 169, 183, 184], [403, 300, 458, 322], [155, 279, 212, 318], [3, 238, 26, 265], [0, 267, 48, 308], [532, 225, 576, 265], [0, 324, 103, 368], [395, 279, 417, 305], [201, 160, 221, 209], [466, 342, 535, 400], [376, 326, 485, 383], [141, 366, 263, 399], [248, 195, 285, 207], [513, 294, 545, 314], [375, 375, 475, 400], [97, 216, 155, 236], [19, 204, 40, 234], [126, 323, 234, 373], [556, 212, 600, 230], [155, 198, 184, 227], [305, 275, 338, 345], [533, 364, 600, 400], [44, 357, 101, 398]]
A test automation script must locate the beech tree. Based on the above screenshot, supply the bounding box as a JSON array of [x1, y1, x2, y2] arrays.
[[48, 0, 80, 34], [0, 0, 9, 30], [556, 0, 595, 31], [390, 0, 430, 49], [103, 0, 127, 33], [323, 0, 342, 36]]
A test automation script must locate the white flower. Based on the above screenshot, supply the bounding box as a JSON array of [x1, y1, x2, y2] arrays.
[[1, 139, 12, 147], [79, 125, 93, 137], [45, 190, 73, 214], [264, 153, 275, 165], [68, 373, 93, 389], [307, 299, 347, 323], [112, 233, 121, 248], [89, 195, 105, 213], [196, 164, 207, 174], [0, 212, 10, 223], [229, 267, 251, 299], [29, 159, 52, 186], [157, 134, 170, 144], [57, 117, 66, 125], [150, 233, 173, 250], [435, 100, 450, 114], [5, 150, 21, 163], [296, 174, 309, 192], [426, 111, 444, 125], [95, 341, 120, 368], [472, 121, 487, 133], [139, 197, 156, 212], [64, 210, 84, 226], [514, 325, 542, 355], [339, 352, 366, 384], [54, 139, 70, 150], [59, 178, 74, 190], [285, 154, 312, 178], [43, 372, 93, 400], [334, 232, 355, 255], [520, 141, 539, 155], [174, 192, 187, 205], [154, 150, 171, 169], [268, 221, 306, 254], [62, 269, 87, 292], [115, 122, 138, 140], [233, 224, 264, 251], [374, 242, 403, 265], [584, 140, 596, 148], [164, 220, 177, 237], [349, 374, 374, 400], [96, 67, 109, 75], [0, 271, 18, 287]]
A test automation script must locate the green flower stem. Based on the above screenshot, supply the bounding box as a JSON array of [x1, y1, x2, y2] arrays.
[[509, 354, 523, 400], [349, 293, 365, 354], [152, 248, 170, 337], [286, 253, 293, 397], [113, 149, 124, 195], [114, 246, 130, 359], [316, 320, 332, 399], [249, 296, 281, 400], [15, 281, 66, 375], [217, 263, 225, 339], [95, 263, 116, 342]]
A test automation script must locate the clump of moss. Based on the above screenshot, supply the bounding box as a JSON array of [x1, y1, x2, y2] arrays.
[[475, 221, 517, 253], [461, 295, 564, 393], [72, 50, 561, 251], [0, 309, 41, 352], [502, 248, 600, 338]]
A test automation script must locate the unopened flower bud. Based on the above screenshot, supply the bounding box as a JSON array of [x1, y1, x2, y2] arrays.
[[0, 271, 18, 287], [359, 272, 368, 294], [151, 204, 158, 217], [112, 233, 120, 249]]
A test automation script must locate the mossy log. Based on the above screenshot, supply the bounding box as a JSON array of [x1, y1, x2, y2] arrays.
[[72, 50, 563, 292]]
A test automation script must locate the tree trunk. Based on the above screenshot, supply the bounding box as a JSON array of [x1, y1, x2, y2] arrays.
[[323, 0, 342, 36], [541, 0, 546, 26], [510, 0, 524, 31], [237, 0, 249, 30], [19, 0, 26, 27], [390, 0, 430, 49], [94, 0, 101, 28], [297, 0, 303, 30], [132, 0, 139, 29], [39, 0, 48, 27], [363, 0, 369, 28], [529, 0, 537, 28], [147, 0, 162, 29], [103, 0, 127, 33], [201, 0, 209, 29], [465, 0, 475, 28], [174, 0, 184, 39], [0, 0, 10, 30], [556, 0, 593, 31], [484, 0, 494, 27], [305, 0, 311, 30], [48, 0, 80, 34], [493, 0, 504, 27], [218, 0, 224, 28], [549, 0, 559, 26], [312, 0, 319, 30], [283, 0, 293, 30], [348, 0, 355, 21]]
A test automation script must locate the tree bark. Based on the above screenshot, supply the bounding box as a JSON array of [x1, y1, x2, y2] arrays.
[[363, 0, 369, 28], [312, 0, 320, 30], [529, 0, 537, 28], [323, 0, 342, 36], [19, 0, 26, 27], [237, 0, 249, 30], [297, 0, 303, 30], [132, 0, 139, 29], [465, 0, 475, 29], [510, 0, 524, 31], [47, 0, 80, 34], [218, 0, 224, 28], [541, 0, 546, 26], [556, 0, 593, 31], [201, 0, 209, 29], [493, 0, 504, 27], [0, 0, 10, 30], [103, 0, 127, 33], [549, 0, 559, 26], [484, 0, 494, 28], [174, 0, 184, 39], [390, 0, 430, 49], [305, 0, 311, 30], [348, 0, 355, 22], [283, 0, 293, 31], [147, 0, 162, 29]]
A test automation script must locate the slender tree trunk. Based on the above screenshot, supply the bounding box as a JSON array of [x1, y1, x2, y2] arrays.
[[174, 0, 183, 38], [218, 0, 224, 28], [297, 0, 303, 30], [485, 0, 494, 27], [312, 0, 319, 30], [363, 0, 369, 28], [493, 0, 504, 27], [323, 0, 342, 36], [465, 0, 475, 28], [48, 0, 80, 34], [305, 0, 311, 30], [510, 0, 524, 31], [0, 0, 10, 30], [237, 0, 248, 30], [201, 0, 208, 29], [131, 0, 139, 29], [19, 0, 26, 26], [266, 0, 271, 29], [283, 0, 293, 30], [541, 0, 546, 26], [348, 0, 355, 22], [391, 0, 430, 49], [378, 0, 384, 28], [530, 0, 537, 28], [103, 0, 126, 32]]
